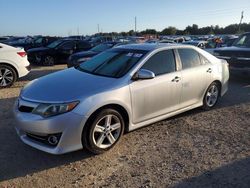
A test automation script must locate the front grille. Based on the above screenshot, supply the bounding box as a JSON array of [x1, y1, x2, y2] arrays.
[[18, 105, 34, 113]]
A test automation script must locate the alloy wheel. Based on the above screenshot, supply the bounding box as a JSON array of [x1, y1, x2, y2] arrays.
[[92, 114, 122, 149], [206, 85, 219, 107], [0, 67, 14, 87], [44, 56, 54, 66]]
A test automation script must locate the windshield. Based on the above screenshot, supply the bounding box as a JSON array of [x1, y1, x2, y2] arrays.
[[47, 40, 63, 48], [91, 43, 114, 52], [233, 34, 250, 48], [77, 49, 147, 78], [34, 37, 43, 44]]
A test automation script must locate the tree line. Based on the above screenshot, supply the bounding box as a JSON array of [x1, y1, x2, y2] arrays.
[[98, 23, 250, 36]]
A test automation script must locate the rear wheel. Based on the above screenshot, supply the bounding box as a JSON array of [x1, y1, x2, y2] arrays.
[[202, 82, 220, 110], [82, 109, 125, 154], [0, 65, 17, 88], [43, 56, 54, 66]]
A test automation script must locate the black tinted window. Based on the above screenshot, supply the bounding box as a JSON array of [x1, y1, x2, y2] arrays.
[[78, 41, 91, 49], [178, 49, 201, 69], [60, 41, 75, 50], [141, 50, 176, 76]]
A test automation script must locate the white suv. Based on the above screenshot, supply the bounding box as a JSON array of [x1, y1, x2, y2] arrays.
[[0, 43, 30, 88]]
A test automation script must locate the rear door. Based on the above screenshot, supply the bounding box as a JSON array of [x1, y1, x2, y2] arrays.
[[177, 48, 212, 108], [130, 49, 182, 124]]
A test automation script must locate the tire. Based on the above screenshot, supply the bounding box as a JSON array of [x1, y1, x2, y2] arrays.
[[43, 56, 54, 66], [82, 108, 125, 154], [0, 64, 17, 88], [202, 82, 220, 110]]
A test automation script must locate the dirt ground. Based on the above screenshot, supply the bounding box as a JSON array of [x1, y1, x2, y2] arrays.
[[0, 65, 250, 188]]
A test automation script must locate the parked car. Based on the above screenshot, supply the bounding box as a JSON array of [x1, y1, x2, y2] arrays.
[[183, 40, 207, 49], [2, 36, 25, 45], [6, 36, 34, 47], [27, 39, 92, 66], [0, 43, 30, 88], [14, 43, 229, 154], [159, 39, 175, 44], [0, 37, 10, 43], [9, 36, 60, 51], [68, 42, 123, 68], [89, 36, 114, 47], [213, 32, 250, 75]]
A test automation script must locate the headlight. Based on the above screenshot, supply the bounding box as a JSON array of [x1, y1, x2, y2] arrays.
[[32, 101, 79, 118]]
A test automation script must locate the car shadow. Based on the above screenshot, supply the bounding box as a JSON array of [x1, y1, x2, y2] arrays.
[[173, 157, 250, 188], [0, 97, 93, 181]]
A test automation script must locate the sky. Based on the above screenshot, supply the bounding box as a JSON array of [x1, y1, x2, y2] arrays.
[[1, 0, 250, 36]]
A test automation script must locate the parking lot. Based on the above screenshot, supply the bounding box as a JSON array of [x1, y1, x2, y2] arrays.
[[0, 65, 249, 187]]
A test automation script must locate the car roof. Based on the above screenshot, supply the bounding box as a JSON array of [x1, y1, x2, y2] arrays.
[[115, 43, 182, 51]]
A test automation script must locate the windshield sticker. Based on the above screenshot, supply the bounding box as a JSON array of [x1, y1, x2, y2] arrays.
[[126, 53, 134, 57], [134, 53, 143, 58]]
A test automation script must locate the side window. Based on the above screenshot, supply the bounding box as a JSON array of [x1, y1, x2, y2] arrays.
[[60, 41, 75, 50], [141, 50, 176, 76], [199, 55, 211, 65], [78, 41, 91, 49], [178, 48, 201, 69]]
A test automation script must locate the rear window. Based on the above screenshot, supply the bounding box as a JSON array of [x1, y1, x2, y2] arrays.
[[178, 48, 202, 69]]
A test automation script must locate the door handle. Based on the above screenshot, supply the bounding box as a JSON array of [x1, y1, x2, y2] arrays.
[[207, 68, 212, 73], [172, 76, 181, 82]]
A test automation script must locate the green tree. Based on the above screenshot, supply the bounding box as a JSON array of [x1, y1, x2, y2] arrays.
[[161, 26, 177, 35]]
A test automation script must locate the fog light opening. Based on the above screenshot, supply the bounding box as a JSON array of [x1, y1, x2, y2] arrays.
[[48, 135, 58, 145]]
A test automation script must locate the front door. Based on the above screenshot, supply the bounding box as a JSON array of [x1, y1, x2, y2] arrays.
[[129, 49, 182, 124]]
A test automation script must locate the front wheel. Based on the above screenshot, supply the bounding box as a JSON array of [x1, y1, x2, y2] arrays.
[[82, 109, 125, 154], [202, 82, 220, 110], [43, 56, 54, 66]]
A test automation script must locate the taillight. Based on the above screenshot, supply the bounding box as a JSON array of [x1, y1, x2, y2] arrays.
[[17, 52, 26, 57]]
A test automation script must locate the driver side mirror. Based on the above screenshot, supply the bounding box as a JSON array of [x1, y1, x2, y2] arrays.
[[132, 69, 155, 81]]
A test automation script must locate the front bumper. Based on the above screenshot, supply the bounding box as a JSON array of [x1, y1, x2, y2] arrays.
[[14, 99, 87, 154]]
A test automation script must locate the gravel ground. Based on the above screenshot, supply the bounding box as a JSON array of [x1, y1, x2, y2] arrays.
[[0, 65, 250, 188]]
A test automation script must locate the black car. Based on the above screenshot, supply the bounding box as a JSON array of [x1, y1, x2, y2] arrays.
[[214, 32, 250, 75], [67, 42, 119, 68], [9, 36, 60, 51], [28, 39, 92, 66]]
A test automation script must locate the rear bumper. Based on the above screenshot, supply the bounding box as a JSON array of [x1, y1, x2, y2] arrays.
[[18, 61, 31, 78]]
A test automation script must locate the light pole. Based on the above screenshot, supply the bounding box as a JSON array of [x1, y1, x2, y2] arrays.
[[135, 16, 137, 36]]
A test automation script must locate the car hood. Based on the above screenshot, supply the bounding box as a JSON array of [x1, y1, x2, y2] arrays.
[[21, 68, 119, 103], [27, 47, 50, 53]]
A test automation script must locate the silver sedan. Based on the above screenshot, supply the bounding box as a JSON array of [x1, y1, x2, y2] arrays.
[[14, 44, 229, 154]]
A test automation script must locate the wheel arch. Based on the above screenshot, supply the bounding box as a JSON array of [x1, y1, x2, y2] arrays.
[[84, 103, 130, 133], [0, 62, 19, 78], [212, 80, 222, 95]]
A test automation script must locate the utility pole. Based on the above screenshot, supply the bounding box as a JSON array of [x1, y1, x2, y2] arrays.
[[239, 11, 244, 33], [97, 24, 100, 34], [77, 27, 79, 35], [134, 16, 137, 36]]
